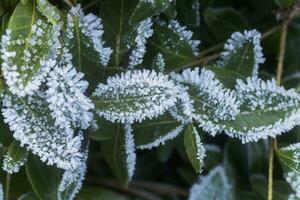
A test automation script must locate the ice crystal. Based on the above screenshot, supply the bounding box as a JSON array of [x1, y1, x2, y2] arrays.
[[37, 0, 61, 25], [220, 29, 265, 76], [171, 67, 240, 135], [192, 126, 206, 172], [46, 64, 94, 130], [288, 194, 300, 200], [68, 5, 112, 66], [2, 154, 27, 174], [2, 93, 84, 170], [286, 171, 300, 198], [92, 70, 185, 123], [124, 124, 136, 180], [153, 53, 165, 72], [192, 0, 201, 26], [168, 20, 200, 56], [129, 18, 153, 68], [188, 166, 232, 200], [136, 124, 185, 150], [1, 20, 60, 97], [58, 148, 88, 200]]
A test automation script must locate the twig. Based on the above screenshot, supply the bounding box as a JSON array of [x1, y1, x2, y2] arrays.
[[83, 0, 102, 10], [63, 0, 75, 7], [87, 178, 163, 200], [5, 174, 10, 200]]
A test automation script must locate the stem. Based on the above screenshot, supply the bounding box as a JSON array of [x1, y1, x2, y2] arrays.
[[5, 174, 10, 200], [63, 0, 74, 7], [267, 19, 289, 200]]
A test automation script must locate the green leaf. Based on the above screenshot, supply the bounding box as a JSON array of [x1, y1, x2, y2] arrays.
[[184, 124, 205, 173], [144, 20, 199, 72], [99, 0, 153, 68], [3, 0, 59, 96], [18, 193, 39, 200], [204, 7, 248, 40], [130, 0, 172, 26], [219, 30, 264, 77], [101, 122, 135, 187], [36, 0, 62, 25], [277, 143, 300, 197], [221, 77, 300, 143], [188, 165, 233, 200], [78, 186, 129, 200], [3, 140, 28, 174], [275, 0, 296, 8], [25, 154, 61, 200], [176, 0, 200, 27], [133, 112, 183, 149]]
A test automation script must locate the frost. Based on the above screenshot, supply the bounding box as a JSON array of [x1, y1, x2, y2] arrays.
[[188, 166, 232, 200], [192, 126, 206, 172], [1, 21, 60, 97], [192, 0, 201, 27], [92, 70, 186, 123], [153, 53, 165, 72], [58, 148, 88, 200], [2, 93, 85, 170], [0, 183, 2, 200], [2, 154, 27, 174], [224, 77, 300, 143], [46, 64, 94, 130], [220, 29, 265, 76], [37, 0, 61, 25], [168, 20, 201, 56], [171, 67, 240, 135], [286, 171, 300, 198], [68, 5, 112, 66], [136, 124, 185, 150], [124, 124, 136, 180], [129, 18, 154, 68]]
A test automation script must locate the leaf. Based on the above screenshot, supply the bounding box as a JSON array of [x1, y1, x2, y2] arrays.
[[277, 143, 300, 198], [219, 29, 265, 77], [25, 154, 61, 200], [222, 77, 300, 143], [176, 0, 201, 27], [275, 0, 296, 8], [18, 193, 39, 200], [184, 124, 206, 173], [171, 67, 240, 135], [78, 186, 129, 200], [101, 123, 136, 187], [3, 140, 28, 174], [130, 0, 172, 26], [99, 0, 153, 68], [144, 20, 200, 72], [1, 0, 60, 97], [36, 0, 62, 25], [133, 112, 183, 150], [92, 70, 185, 124], [204, 7, 248, 40], [2, 92, 85, 170], [188, 165, 233, 200]]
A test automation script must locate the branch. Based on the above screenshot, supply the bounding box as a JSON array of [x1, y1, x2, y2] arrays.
[[87, 178, 163, 200]]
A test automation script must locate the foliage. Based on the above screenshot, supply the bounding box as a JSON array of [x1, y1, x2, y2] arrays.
[[0, 0, 299, 199]]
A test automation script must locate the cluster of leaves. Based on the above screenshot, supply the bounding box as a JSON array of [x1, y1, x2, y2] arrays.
[[0, 0, 299, 199]]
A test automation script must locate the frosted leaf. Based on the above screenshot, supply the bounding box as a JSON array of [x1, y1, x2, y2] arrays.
[[37, 0, 62, 25], [58, 148, 88, 200], [220, 29, 265, 76], [68, 5, 112, 66], [167, 20, 200, 56], [192, 0, 201, 27], [124, 124, 136, 180], [2, 93, 84, 170], [289, 194, 300, 200], [223, 77, 300, 143], [153, 53, 165, 72], [128, 18, 154, 68], [46, 64, 94, 130], [188, 166, 233, 200], [92, 70, 186, 123], [2, 154, 27, 174], [136, 124, 185, 150], [278, 143, 300, 198], [0, 183, 2, 200], [171, 67, 240, 135], [1, 21, 60, 97]]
